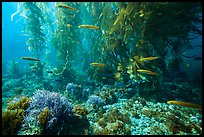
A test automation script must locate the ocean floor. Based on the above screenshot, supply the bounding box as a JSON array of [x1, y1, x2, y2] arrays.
[[2, 77, 202, 135]]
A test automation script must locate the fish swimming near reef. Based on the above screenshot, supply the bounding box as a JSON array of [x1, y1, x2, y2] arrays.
[[181, 53, 197, 58], [167, 100, 202, 110], [78, 25, 100, 30], [181, 53, 202, 61], [90, 62, 106, 67], [56, 4, 78, 11], [193, 56, 202, 61], [133, 56, 158, 66], [139, 56, 159, 62], [46, 70, 54, 73], [137, 69, 157, 75], [66, 24, 72, 28], [21, 57, 40, 62]]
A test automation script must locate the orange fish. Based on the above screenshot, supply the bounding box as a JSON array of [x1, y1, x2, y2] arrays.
[[78, 25, 100, 30], [167, 100, 202, 110], [56, 4, 78, 11], [90, 62, 105, 67], [139, 56, 158, 62], [137, 69, 157, 75]]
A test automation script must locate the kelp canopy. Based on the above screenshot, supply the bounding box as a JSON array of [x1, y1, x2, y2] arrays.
[[17, 2, 201, 87]]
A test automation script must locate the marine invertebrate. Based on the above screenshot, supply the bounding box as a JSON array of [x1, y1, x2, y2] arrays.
[[65, 83, 77, 94], [86, 95, 105, 108], [65, 83, 89, 103]]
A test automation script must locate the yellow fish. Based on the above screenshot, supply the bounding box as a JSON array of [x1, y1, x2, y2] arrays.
[[21, 57, 40, 62], [167, 100, 202, 110], [56, 4, 78, 11], [66, 24, 72, 28], [139, 56, 158, 62], [90, 62, 105, 67], [137, 69, 157, 75], [78, 25, 100, 30]]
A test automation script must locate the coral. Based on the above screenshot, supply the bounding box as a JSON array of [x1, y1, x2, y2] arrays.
[[66, 83, 77, 93], [86, 95, 105, 110], [65, 83, 90, 103]]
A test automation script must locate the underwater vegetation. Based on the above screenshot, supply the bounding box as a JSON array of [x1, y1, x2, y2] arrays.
[[19, 89, 74, 135], [2, 2, 202, 135], [2, 96, 31, 135], [16, 89, 90, 135]]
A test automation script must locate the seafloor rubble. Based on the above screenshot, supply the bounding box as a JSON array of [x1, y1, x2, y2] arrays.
[[2, 81, 202, 135]]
